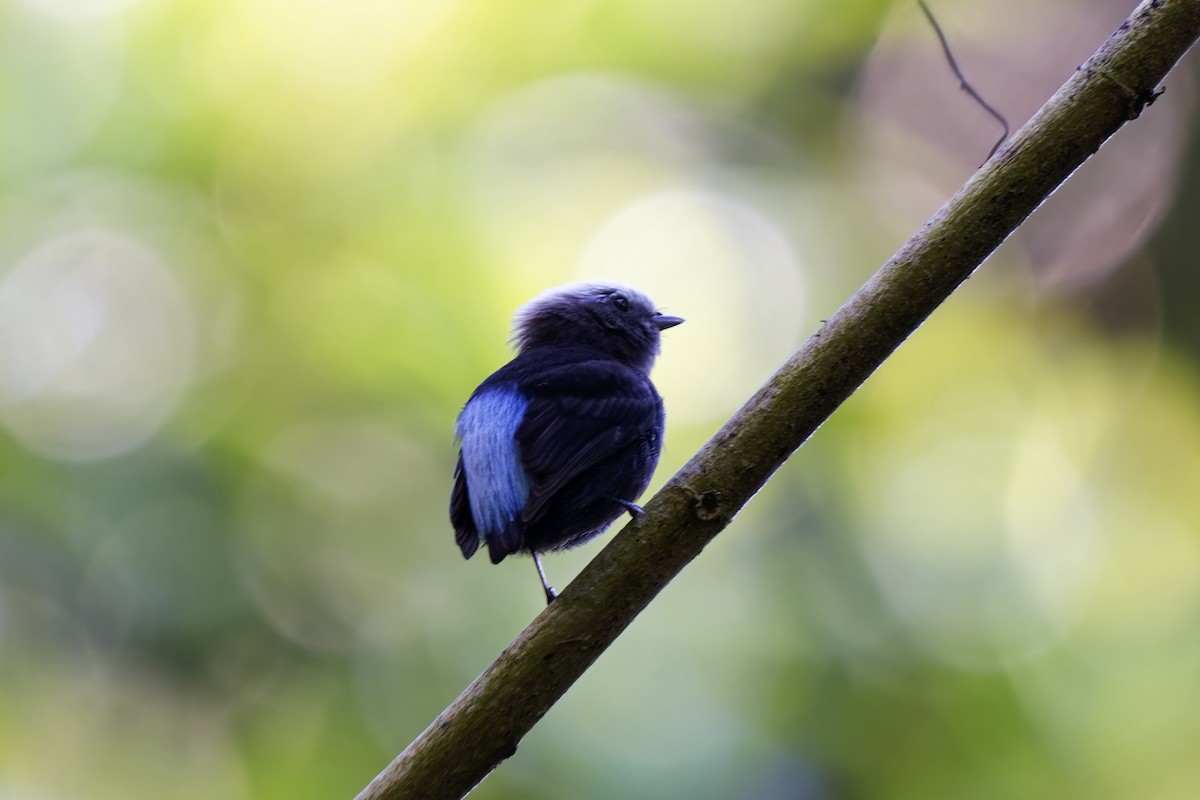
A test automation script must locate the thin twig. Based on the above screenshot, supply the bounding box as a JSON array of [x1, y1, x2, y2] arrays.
[[918, 0, 1010, 160]]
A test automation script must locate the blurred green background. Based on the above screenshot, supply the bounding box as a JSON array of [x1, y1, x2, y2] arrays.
[[3, 0, 1200, 797]]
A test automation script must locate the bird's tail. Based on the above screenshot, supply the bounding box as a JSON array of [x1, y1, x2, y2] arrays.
[[486, 519, 523, 564]]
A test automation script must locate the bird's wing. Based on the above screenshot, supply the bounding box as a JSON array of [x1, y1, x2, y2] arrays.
[[453, 386, 532, 562], [449, 453, 479, 558], [517, 361, 660, 525]]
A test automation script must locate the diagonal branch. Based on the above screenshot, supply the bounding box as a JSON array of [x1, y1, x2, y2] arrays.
[[357, 2, 1200, 797]]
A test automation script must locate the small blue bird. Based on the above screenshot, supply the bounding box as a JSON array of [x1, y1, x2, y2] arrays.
[[450, 283, 683, 603]]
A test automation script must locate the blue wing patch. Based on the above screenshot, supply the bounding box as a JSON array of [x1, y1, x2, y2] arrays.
[[455, 386, 531, 554]]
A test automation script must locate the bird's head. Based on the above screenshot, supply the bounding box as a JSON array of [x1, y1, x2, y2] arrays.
[[512, 283, 683, 372]]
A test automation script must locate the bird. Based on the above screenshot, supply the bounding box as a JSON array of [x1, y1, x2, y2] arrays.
[[450, 282, 682, 603]]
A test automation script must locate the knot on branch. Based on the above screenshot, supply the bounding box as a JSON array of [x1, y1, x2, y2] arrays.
[[1089, 65, 1165, 119], [693, 489, 725, 522]]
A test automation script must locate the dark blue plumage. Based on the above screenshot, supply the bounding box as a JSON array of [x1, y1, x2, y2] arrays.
[[450, 283, 682, 602]]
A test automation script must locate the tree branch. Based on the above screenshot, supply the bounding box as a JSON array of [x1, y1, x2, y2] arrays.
[[357, 2, 1200, 797]]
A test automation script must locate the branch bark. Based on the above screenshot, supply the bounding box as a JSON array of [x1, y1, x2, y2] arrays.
[[357, 2, 1200, 797]]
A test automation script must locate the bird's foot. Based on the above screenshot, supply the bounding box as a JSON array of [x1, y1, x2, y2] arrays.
[[532, 550, 558, 605], [611, 498, 645, 518]]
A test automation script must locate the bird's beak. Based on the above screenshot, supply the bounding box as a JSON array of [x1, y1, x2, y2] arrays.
[[653, 313, 684, 330]]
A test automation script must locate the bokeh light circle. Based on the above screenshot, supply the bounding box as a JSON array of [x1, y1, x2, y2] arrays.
[[0, 229, 196, 461], [577, 189, 805, 422]]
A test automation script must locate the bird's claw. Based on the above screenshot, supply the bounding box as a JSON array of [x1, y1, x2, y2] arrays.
[[611, 498, 645, 518]]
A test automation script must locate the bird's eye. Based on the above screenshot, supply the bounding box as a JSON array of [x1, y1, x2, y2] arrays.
[[611, 294, 631, 312]]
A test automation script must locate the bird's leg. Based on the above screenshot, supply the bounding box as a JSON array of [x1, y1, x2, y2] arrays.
[[611, 498, 645, 518], [532, 550, 558, 604]]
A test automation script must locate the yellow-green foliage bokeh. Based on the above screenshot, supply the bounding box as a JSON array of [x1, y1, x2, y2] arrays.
[[1, 0, 1199, 798]]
